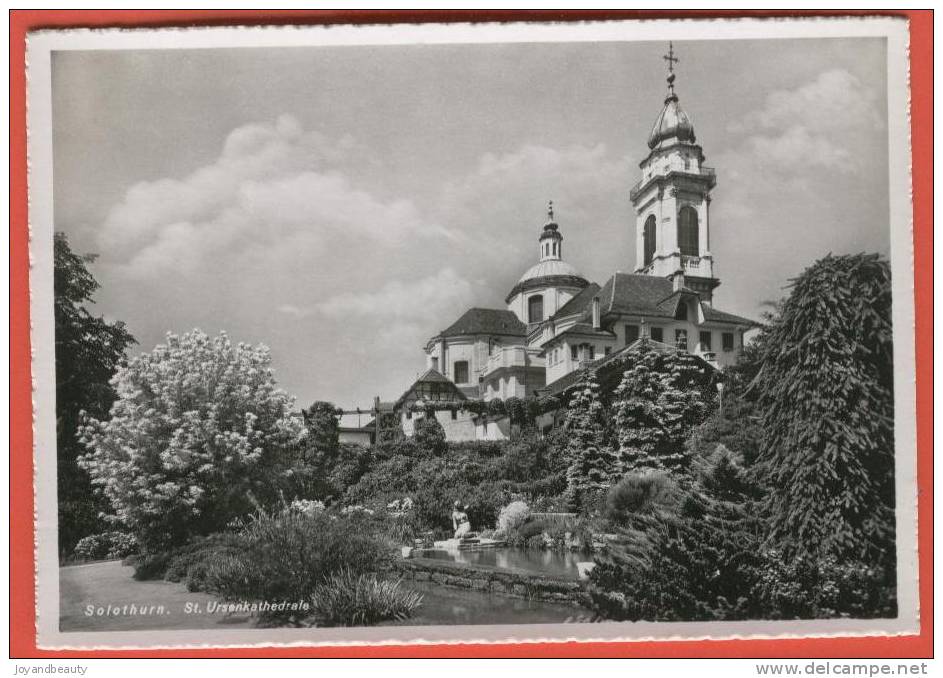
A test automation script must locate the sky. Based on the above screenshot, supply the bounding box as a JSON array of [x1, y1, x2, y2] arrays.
[[52, 36, 890, 409]]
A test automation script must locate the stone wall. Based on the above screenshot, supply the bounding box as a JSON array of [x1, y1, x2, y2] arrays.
[[395, 556, 589, 607]]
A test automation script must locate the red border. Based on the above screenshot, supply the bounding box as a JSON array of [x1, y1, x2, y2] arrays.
[[9, 9, 932, 658]]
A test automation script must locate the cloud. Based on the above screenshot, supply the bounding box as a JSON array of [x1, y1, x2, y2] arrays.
[[98, 115, 453, 281], [316, 267, 474, 322], [721, 69, 882, 181], [730, 69, 882, 134]]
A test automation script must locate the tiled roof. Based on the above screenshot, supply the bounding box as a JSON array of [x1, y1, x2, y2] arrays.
[[552, 322, 616, 340], [393, 368, 468, 409], [550, 282, 601, 320], [437, 308, 526, 339], [414, 368, 453, 384], [598, 273, 677, 317], [702, 306, 758, 326]]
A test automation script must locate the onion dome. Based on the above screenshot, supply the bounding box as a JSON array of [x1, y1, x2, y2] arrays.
[[647, 42, 696, 149]]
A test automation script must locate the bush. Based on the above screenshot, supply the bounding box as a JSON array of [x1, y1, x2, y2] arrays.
[[308, 571, 423, 626], [202, 511, 394, 622], [132, 552, 172, 581], [753, 550, 896, 619], [604, 473, 675, 527], [496, 500, 530, 533], [73, 531, 139, 561]]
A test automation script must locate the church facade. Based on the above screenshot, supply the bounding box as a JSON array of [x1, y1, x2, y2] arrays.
[[408, 46, 755, 428]]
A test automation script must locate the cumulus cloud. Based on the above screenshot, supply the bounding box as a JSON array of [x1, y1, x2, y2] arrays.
[[99, 114, 453, 281], [721, 69, 882, 180]]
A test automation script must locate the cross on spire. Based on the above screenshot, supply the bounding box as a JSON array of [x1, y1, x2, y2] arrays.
[[546, 200, 554, 222], [662, 41, 679, 98], [663, 41, 679, 74]]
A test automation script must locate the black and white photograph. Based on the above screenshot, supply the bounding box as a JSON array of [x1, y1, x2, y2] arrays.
[[26, 17, 917, 648]]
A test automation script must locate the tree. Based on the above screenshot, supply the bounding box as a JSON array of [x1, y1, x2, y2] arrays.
[[752, 253, 894, 567], [53, 233, 136, 555], [563, 370, 618, 509], [413, 413, 447, 456], [301, 401, 340, 458], [589, 447, 767, 622], [613, 343, 715, 475], [78, 330, 305, 552]]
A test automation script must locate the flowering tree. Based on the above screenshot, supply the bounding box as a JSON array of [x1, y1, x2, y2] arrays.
[[79, 330, 305, 551]]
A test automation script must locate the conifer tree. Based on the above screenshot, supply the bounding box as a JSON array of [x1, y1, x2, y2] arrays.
[[613, 343, 713, 475], [563, 370, 618, 509]]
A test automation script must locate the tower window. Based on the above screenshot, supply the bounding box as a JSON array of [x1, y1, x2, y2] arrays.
[[643, 215, 656, 266], [528, 295, 544, 323], [678, 206, 699, 256], [675, 301, 689, 321], [453, 361, 469, 384]]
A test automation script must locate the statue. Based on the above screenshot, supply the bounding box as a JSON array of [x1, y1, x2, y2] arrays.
[[451, 500, 471, 538]]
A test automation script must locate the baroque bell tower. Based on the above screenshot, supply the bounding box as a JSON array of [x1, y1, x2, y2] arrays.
[[630, 42, 720, 303]]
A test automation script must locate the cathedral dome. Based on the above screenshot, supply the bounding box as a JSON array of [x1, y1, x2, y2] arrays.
[[647, 88, 696, 149], [517, 259, 584, 284]]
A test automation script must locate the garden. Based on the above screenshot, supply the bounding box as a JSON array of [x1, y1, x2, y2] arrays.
[[57, 229, 896, 627]]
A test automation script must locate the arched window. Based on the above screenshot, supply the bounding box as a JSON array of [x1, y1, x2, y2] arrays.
[[528, 295, 544, 323], [675, 300, 689, 321], [678, 206, 699, 256], [643, 215, 656, 266]]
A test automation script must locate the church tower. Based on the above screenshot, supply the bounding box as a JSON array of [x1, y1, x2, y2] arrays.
[[630, 43, 719, 304]]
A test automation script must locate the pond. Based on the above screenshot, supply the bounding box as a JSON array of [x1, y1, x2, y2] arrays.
[[418, 547, 591, 580], [388, 580, 593, 626]]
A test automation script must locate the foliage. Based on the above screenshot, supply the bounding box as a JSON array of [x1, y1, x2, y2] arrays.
[[413, 414, 447, 456], [344, 452, 514, 535], [308, 571, 423, 627], [72, 531, 139, 561], [685, 390, 764, 469], [752, 550, 896, 620], [603, 473, 676, 527], [496, 500, 530, 533], [53, 233, 137, 556], [202, 511, 394, 622], [613, 343, 716, 475], [588, 449, 767, 621], [562, 371, 619, 510], [78, 330, 306, 552], [301, 401, 341, 456], [752, 254, 895, 567]]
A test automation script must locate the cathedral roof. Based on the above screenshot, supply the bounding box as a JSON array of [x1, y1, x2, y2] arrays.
[[550, 282, 602, 320], [648, 91, 696, 150], [555, 272, 757, 326], [517, 259, 585, 284], [647, 45, 696, 150], [435, 308, 526, 339]]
